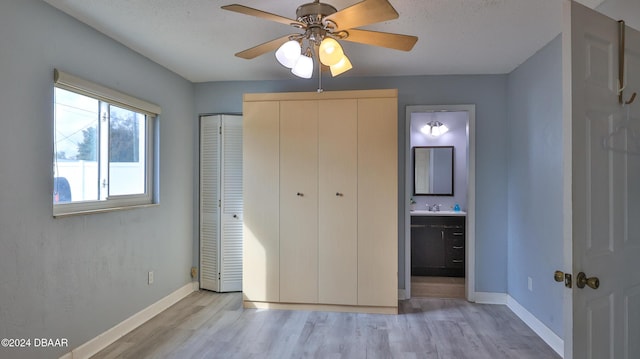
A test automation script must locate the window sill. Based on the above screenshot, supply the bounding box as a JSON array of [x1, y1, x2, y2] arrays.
[[53, 203, 159, 218]]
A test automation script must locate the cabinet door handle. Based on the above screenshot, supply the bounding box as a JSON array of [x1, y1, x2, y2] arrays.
[[441, 231, 444, 240], [453, 233, 464, 236], [411, 224, 426, 228], [296, 192, 304, 197], [452, 260, 464, 263], [453, 246, 463, 249]]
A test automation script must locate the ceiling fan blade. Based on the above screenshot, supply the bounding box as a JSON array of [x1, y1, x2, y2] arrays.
[[323, 0, 399, 31], [222, 4, 304, 28], [235, 35, 294, 59], [342, 29, 418, 51]]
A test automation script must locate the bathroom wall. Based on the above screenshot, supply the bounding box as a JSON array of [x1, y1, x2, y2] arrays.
[[410, 111, 469, 211]]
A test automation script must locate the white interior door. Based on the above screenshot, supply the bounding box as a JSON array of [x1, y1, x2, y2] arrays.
[[200, 114, 243, 292], [567, 2, 640, 358], [220, 115, 243, 292], [200, 115, 221, 291]]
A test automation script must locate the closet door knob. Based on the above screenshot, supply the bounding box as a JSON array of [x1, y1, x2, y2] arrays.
[[296, 192, 304, 197], [336, 192, 344, 197]]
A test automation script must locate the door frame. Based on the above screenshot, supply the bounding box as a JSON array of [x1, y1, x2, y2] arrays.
[[404, 104, 476, 301]]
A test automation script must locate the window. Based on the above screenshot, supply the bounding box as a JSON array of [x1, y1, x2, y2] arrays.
[[53, 69, 160, 216]]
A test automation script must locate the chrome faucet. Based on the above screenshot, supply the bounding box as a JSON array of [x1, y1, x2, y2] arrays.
[[426, 203, 442, 212]]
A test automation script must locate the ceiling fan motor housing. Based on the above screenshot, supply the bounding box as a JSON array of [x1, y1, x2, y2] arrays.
[[296, 2, 337, 26]]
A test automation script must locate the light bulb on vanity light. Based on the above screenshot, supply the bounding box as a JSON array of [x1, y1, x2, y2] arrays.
[[421, 121, 449, 136]]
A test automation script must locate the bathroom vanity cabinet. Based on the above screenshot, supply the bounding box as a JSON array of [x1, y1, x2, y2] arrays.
[[411, 214, 465, 277]]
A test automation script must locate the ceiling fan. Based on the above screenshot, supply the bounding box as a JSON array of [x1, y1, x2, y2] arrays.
[[221, 0, 418, 79]]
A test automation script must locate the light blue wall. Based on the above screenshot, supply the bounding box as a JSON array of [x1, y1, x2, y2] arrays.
[[0, 1, 196, 358], [506, 35, 564, 337], [195, 74, 509, 293]]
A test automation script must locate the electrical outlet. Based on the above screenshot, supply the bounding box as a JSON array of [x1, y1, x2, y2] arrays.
[[148, 271, 154, 285], [528, 276, 533, 291]]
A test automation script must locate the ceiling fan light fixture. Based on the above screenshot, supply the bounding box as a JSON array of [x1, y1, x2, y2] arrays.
[[275, 40, 302, 68], [318, 37, 344, 66], [291, 52, 314, 79], [330, 54, 352, 77]]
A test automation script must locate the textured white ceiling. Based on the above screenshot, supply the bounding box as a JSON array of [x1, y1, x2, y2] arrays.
[[41, 0, 631, 83]]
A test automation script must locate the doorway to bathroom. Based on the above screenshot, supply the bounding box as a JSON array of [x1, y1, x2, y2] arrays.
[[404, 105, 476, 300]]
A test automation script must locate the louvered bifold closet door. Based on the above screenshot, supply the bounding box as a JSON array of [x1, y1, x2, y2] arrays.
[[200, 115, 221, 291], [220, 115, 243, 292]]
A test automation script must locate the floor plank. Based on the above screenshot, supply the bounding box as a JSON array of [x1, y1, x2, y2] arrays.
[[91, 291, 561, 359], [411, 276, 465, 298]]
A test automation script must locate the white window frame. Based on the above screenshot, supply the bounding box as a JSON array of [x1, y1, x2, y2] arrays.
[[53, 69, 160, 217]]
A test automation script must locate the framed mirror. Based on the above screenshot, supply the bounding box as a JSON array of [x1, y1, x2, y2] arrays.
[[413, 146, 454, 196]]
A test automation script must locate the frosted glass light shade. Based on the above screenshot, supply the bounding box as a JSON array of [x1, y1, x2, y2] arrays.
[[330, 55, 352, 77], [433, 124, 449, 136], [275, 40, 301, 68], [319, 38, 344, 66], [421, 121, 449, 136], [291, 55, 314, 78]]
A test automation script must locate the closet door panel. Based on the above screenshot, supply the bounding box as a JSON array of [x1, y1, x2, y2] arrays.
[[200, 115, 221, 292], [279, 100, 319, 303], [357, 97, 398, 307], [220, 115, 243, 292], [243, 101, 280, 302], [318, 99, 358, 305]]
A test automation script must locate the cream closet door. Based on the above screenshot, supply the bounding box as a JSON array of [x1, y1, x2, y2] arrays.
[[242, 101, 280, 302], [279, 100, 319, 303], [357, 97, 398, 307], [567, 2, 640, 358], [200, 114, 243, 293], [318, 99, 358, 305]]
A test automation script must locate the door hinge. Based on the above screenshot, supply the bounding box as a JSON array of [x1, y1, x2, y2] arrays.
[[219, 199, 221, 207], [219, 126, 222, 135], [218, 273, 221, 280]]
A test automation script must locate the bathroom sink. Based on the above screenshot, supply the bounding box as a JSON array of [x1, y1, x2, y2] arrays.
[[410, 210, 466, 216]]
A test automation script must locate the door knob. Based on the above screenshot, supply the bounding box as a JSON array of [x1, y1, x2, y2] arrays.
[[554, 270, 564, 282], [576, 272, 600, 290], [296, 192, 304, 197]]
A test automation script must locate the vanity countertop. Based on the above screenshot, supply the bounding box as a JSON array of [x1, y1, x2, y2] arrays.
[[410, 210, 466, 216]]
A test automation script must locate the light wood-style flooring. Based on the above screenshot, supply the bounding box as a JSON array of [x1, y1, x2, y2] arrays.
[[91, 291, 560, 359], [411, 276, 466, 299]]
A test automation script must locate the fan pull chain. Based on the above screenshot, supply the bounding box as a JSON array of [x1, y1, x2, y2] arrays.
[[317, 52, 324, 93]]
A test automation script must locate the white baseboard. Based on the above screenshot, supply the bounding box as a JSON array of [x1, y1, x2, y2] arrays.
[[474, 291, 507, 304], [60, 281, 199, 359], [507, 295, 564, 358]]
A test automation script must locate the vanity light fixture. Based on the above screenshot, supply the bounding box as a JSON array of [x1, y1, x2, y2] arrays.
[[421, 121, 449, 137]]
